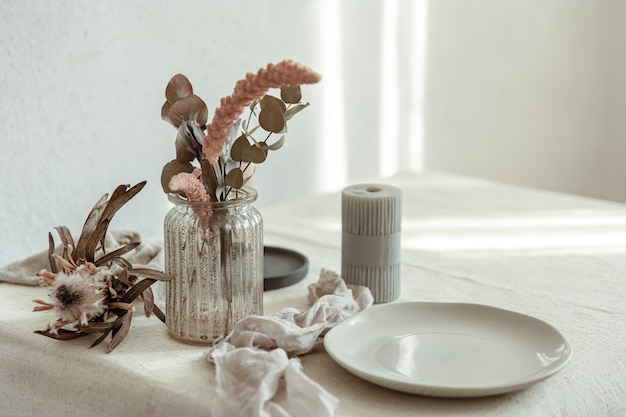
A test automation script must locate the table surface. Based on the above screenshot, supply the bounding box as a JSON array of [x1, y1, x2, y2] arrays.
[[1, 171, 625, 417]]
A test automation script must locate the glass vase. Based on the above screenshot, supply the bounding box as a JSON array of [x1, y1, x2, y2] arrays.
[[164, 187, 263, 345]]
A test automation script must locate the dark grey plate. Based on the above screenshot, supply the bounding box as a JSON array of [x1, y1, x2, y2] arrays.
[[263, 246, 309, 290]]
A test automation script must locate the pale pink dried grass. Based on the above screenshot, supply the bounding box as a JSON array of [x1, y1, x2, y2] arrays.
[[203, 60, 321, 163]]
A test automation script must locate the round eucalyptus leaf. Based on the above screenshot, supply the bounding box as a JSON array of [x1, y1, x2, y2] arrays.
[[230, 134, 251, 161], [260, 95, 286, 113], [165, 74, 193, 104], [161, 102, 173, 125], [224, 168, 244, 189], [280, 86, 302, 104], [168, 94, 208, 127], [241, 145, 268, 163], [259, 98, 285, 133], [160, 160, 194, 193]]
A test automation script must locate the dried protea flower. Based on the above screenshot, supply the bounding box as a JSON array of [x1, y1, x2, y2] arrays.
[[33, 182, 175, 352], [47, 269, 108, 327]]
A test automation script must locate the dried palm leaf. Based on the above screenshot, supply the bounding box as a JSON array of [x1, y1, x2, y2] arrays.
[[35, 328, 89, 341], [73, 182, 146, 261], [107, 311, 132, 353], [94, 242, 141, 267]]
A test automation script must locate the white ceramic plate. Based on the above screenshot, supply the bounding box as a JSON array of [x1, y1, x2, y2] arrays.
[[324, 302, 572, 397]]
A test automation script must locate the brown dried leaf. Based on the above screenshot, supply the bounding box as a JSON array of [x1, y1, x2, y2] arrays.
[[86, 193, 109, 225], [168, 94, 208, 128], [161, 102, 172, 125], [34, 329, 89, 341], [116, 267, 130, 286], [47, 232, 58, 274], [130, 268, 175, 281], [165, 74, 193, 104], [54, 226, 75, 253], [120, 278, 157, 304], [259, 96, 286, 133], [230, 134, 250, 161], [75, 182, 146, 261], [224, 168, 244, 189], [85, 315, 127, 350], [260, 95, 286, 113], [95, 183, 145, 255], [100, 182, 147, 226], [161, 160, 194, 193], [94, 242, 141, 267], [241, 145, 267, 163], [152, 304, 166, 323], [107, 311, 132, 353], [113, 257, 133, 272], [74, 193, 108, 259], [142, 287, 154, 318], [89, 330, 111, 349], [84, 219, 109, 263], [281, 85, 302, 104], [78, 319, 119, 333]]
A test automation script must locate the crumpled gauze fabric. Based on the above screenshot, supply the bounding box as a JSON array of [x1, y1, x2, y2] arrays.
[[211, 343, 338, 417], [224, 268, 373, 356], [206, 268, 373, 417]]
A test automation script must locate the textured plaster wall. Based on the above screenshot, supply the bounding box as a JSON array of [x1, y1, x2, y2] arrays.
[[0, 0, 384, 264], [2, 0, 625, 266]]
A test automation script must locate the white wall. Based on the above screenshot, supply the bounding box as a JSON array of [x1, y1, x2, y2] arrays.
[[0, 0, 391, 264], [423, 0, 626, 201], [2, 0, 625, 265]]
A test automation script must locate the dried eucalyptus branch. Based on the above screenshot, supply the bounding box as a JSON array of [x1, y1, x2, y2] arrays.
[[160, 59, 321, 205]]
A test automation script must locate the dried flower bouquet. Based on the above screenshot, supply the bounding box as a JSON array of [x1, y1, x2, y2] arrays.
[[160, 59, 321, 204], [33, 182, 174, 353]]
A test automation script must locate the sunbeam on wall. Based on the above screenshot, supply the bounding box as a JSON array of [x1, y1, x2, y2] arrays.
[[379, 0, 400, 177], [316, 0, 347, 192], [380, 0, 428, 177]]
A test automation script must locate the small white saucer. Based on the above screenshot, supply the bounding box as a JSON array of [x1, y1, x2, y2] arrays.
[[324, 302, 572, 397]]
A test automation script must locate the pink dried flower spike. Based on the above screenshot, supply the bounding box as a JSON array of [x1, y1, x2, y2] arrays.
[[169, 169, 213, 217], [203, 60, 321, 163], [168, 169, 210, 203]]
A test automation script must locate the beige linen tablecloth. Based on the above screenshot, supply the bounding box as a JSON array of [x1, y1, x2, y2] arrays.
[[1, 171, 625, 416]]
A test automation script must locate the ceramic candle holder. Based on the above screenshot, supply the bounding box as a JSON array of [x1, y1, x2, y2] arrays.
[[341, 183, 402, 303]]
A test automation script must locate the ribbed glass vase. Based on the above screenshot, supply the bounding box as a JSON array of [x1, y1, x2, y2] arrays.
[[164, 187, 263, 345]]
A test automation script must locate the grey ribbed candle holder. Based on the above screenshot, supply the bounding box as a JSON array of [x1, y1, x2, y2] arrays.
[[342, 183, 402, 303]]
